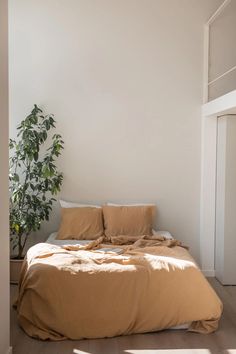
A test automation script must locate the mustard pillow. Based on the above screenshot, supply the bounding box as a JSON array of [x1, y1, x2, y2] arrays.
[[103, 205, 155, 237], [57, 207, 104, 240]]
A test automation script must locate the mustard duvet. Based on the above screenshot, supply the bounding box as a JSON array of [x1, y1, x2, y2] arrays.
[[16, 235, 222, 340]]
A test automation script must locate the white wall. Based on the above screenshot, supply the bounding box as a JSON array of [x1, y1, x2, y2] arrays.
[[0, 0, 10, 353], [9, 0, 222, 262]]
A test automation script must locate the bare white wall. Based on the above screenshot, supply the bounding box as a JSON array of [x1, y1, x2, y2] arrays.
[[9, 0, 222, 262], [0, 0, 10, 353]]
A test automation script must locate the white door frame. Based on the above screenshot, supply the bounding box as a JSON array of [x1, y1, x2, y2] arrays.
[[200, 90, 236, 276]]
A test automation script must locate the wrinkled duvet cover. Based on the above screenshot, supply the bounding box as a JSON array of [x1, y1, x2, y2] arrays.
[[15, 235, 222, 340]]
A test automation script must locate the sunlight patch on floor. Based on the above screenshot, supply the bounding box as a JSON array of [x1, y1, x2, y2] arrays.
[[73, 349, 212, 354], [124, 350, 212, 354], [72, 348, 236, 354]]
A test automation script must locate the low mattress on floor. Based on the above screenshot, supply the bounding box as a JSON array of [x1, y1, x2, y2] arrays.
[[16, 234, 222, 340]]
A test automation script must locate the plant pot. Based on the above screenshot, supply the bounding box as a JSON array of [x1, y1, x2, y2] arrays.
[[10, 258, 24, 284]]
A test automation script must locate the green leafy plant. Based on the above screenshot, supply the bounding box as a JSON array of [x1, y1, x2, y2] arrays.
[[9, 105, 64, 259]]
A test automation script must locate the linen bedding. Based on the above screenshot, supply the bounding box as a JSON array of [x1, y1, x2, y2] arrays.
[[45, 230, 174, 245], [16, 234, 222, 341]]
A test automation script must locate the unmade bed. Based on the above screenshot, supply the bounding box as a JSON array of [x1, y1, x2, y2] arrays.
[[15, 232, 222, 341]]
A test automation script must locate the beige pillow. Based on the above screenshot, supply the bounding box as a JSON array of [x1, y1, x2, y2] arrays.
[[57, 207, 104, 240], [103, 205, 155, 237]]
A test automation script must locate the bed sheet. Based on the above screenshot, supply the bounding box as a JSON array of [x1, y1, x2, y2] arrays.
[[45, 230, 173, 245]]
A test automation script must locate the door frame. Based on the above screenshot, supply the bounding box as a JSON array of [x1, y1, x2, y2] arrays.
[[200, 90, 236, 275]]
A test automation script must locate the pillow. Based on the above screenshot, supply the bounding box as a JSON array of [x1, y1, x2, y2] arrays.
[[103, 205, 155, 237], [59, 200, 101, 209], [107, 202, 155, 206], [106, 202, 156, 219], [57, 207, 104, 240]]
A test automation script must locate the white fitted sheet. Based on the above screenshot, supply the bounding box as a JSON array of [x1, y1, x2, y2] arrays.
[[45, 230, 173, 245], [46, 232, 91, 246]]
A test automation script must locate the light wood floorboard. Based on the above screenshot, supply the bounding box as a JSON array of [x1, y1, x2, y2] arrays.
[[11, 278, 236, 354]]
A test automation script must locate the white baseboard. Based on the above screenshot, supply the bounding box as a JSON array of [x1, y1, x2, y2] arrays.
[[202, 269, 215, 277]]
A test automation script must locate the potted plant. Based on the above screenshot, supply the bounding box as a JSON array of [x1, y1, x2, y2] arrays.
[[9, 105, 64, 283]]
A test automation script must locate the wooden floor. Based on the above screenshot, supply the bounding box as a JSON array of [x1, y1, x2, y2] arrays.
[[11, 278, 236, 354]]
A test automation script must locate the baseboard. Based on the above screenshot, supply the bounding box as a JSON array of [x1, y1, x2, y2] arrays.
[[202, 269, 215, 277], [7, 346, 12, 354]]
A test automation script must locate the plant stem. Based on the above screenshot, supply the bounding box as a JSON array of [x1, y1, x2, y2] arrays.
[[21, 233, 29, 253], [18, 233, 23, 259]]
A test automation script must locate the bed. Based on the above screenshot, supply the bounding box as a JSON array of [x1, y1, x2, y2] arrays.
[[15, 230, 222, 341]]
